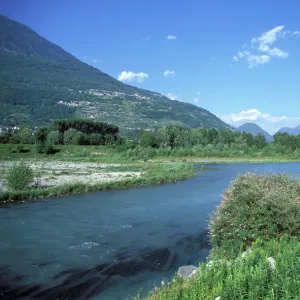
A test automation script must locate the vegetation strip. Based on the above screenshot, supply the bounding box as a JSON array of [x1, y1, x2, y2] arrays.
[[0, 162, 196, 204]]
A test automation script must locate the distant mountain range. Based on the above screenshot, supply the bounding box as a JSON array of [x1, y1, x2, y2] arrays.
[[236, 123, 274, 142], [277, 125, 300, 136], [0, 14, 231, 131]]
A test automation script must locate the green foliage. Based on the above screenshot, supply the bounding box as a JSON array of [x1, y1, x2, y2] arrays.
[[18, 127, 34, 144], [47, 130, 62, 145], [43, 140, 58, 154], [209, 173, 300, 257], [104, 134, 115, 145], [52, 119, 119, 136], [140, 236, 300, 300], [139, 131, 156, 148], [88, 133, 104, 145], [63, 128, 78, 145], [5, 162, 34, 191]]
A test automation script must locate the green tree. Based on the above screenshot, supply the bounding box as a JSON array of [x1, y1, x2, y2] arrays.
[[63, 128, 78, 145], [35, 127, 50, 153], [139, 131, 156, 148], [47, 130, 62, 145]]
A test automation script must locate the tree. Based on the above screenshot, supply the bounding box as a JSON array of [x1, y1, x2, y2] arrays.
[[63, 128, 78, 145], [255, 133, 267, 149], [47, 131, 62, 145], [35, 127, 50, 153], [139, 131, 156, 148]]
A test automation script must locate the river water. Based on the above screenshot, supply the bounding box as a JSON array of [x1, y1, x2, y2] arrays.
[[0, 163, 299, 299]]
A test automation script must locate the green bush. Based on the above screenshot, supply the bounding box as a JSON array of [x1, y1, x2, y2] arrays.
[[70, 132, 85, 145], [88, 133, 104, 145], [63, 128, 78, 145], [43, 140, 57, 154], [140, 236, 300, 300], [5, 162, 34, 191], [47, 130, 62, 145], [209, 173, 300, 256]]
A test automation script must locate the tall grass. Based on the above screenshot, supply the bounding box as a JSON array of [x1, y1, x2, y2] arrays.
[[138, 236, 300, 300]]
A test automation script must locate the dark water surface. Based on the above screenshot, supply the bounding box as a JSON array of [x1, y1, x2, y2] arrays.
[[1, 163, 299, 299]]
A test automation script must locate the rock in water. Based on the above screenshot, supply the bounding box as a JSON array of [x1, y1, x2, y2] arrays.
[[177, 265, 198, 279]]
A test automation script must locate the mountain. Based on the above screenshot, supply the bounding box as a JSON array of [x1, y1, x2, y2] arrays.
[[0, 15, 230, 131], [236, 123, 274, 142], [277, 125, 300, 136]]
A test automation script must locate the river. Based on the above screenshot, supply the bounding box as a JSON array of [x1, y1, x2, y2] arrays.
[[0, 162, 299, 299]]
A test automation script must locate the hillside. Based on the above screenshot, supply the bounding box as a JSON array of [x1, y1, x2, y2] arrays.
[[277, 125, 300, 136], [236, 123, 274, 142], [0, 15, 230, 131]]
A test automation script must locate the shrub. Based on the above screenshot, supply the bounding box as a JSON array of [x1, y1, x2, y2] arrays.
[[141, 236, 300, 300], [63, 128, 78, 145], [139, 131, 156, 148], [88, 133, 104, 145], [5, 162, 34, 191], [70, 132, 85, 145], [44, 140, 58, 154], [209, 172, 300, 256], [47, 130, 63, 145], [36, 127, 50, 153]]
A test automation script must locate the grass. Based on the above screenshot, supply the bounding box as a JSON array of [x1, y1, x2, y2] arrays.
[[1, 144, 299, 164], [137, 236, 300, 300], [0, 162, 196, 204]]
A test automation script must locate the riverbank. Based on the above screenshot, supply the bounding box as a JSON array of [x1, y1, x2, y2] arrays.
[[1, 144, 299, 203], [0, 162, 196, 204], [136, 172, 300, 300]]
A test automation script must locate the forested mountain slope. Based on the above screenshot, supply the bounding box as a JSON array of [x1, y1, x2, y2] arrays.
[[0, 14, 230, 131]]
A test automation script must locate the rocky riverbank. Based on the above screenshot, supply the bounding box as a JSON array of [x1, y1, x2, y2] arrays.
[[0, 161, 141, 191]]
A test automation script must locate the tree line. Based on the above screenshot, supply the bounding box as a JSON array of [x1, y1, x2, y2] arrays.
[[0, 119, 119, 154], [2, 122, 300, 157]]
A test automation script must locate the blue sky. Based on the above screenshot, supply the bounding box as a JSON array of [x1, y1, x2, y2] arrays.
[[1, 0, 300, 133]]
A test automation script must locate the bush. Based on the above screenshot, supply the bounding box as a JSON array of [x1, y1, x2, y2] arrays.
[[71, 132, 85, 145], [5, 162, 34, 191], [139, 131, 156, 148], [47, 130, 63, 145], [141, 236, 300, 300], [44, 140, 58, 154], [88, 133, 104, 145], [209, 173, 300, 256], [63, 128, 78, 145]]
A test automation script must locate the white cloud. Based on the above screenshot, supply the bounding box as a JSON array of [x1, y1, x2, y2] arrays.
[[251, 25, 285, 52], [268, 47, 288, 58], [118, 71, 149, 83], [248, 54, 271, 68], [165, 93, 179, 100], [293, 31, 300, 36], [220, 108, 300, 134], [163, 70, 175, 77], [233, 25, 298, 67], [145, 36, 151, 40], [193, 97, 200, 104], [166, 35, 177, 40]]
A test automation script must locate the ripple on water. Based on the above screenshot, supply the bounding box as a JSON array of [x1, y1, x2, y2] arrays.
[[68, 242, 100, 250]]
